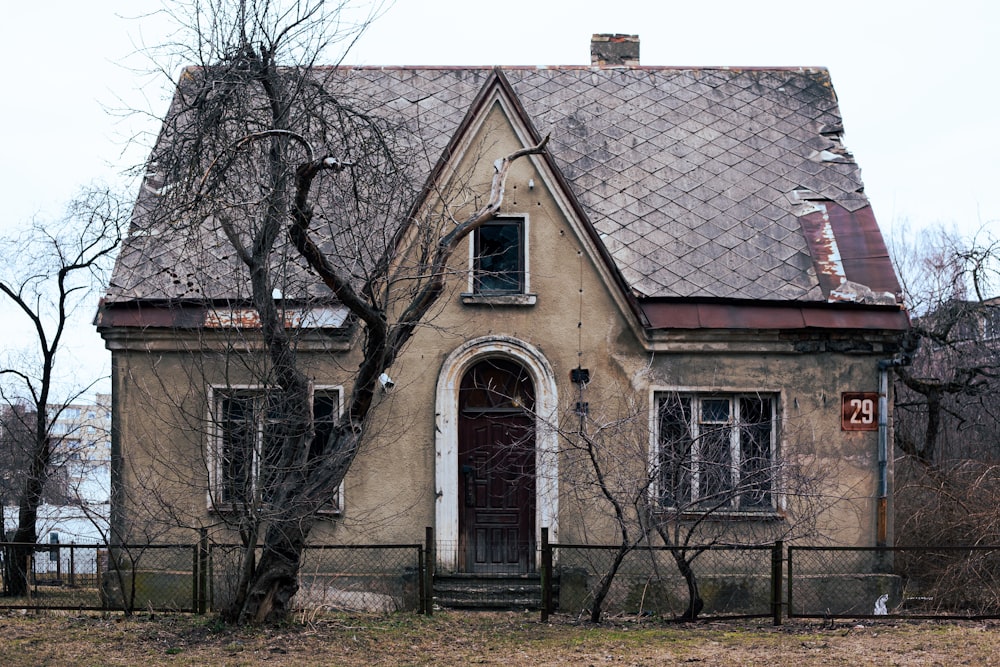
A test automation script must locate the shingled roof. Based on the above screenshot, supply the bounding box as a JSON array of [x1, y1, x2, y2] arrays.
[[106, 60, 906, 330]]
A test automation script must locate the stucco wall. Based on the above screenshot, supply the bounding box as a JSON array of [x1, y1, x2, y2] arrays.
[[104, 99, 894, 558]]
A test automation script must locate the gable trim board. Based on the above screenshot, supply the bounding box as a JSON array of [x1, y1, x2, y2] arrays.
[[412, 72, 647, 342]]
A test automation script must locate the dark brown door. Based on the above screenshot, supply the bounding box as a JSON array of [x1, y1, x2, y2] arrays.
[[458, 359, 535, 573]]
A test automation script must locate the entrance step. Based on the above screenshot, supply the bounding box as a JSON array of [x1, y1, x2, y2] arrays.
[[433, 573, 557, 610]]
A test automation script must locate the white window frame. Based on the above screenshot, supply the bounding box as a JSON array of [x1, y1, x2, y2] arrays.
[[462, 214, 536, 305], [652, 390, 780, 515], [207, 384, 344, 514]]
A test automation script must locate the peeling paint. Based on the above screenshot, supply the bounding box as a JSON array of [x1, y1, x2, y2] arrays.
[[802, 202, 848, 288], [828, 279, 897, 306], [203, 306, 349, 329]]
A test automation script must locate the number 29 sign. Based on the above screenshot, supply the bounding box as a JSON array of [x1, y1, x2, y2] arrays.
[[841, 392, 879, 431]]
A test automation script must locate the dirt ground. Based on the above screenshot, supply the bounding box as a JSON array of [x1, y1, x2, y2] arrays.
[[1, 610, 997, 666]]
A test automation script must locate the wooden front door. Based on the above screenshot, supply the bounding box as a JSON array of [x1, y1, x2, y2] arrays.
[[458, 359, 535, 573]]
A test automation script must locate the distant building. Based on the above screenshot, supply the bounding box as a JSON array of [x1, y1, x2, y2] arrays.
[[2, 395, 110, 554], [47, 393, 112, 507]]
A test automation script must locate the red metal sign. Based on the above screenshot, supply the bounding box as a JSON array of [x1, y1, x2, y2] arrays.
[[841, 392, 879, 431]]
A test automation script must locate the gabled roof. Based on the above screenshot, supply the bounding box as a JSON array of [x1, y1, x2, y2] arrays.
[[105, 63, 906, 331]]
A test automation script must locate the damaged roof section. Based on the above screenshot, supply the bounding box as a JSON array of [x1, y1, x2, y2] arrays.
[[105, 61, 906, 333], [796, 199, 900, 305]]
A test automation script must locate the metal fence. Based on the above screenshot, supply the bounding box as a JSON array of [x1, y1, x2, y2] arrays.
[[0, 540, 423, 614], [788, 546, 1000, 619], [550, 544, 779, 620], [4, 537, 1000, 621], [0, 542, 196, 611], [210, 543, 424, 613]]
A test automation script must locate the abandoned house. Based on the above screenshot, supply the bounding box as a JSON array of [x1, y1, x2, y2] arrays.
[[96, 35, 909, 608]]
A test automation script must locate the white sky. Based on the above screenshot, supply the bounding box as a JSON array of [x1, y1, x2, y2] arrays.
[[0, 0, 997, 395]]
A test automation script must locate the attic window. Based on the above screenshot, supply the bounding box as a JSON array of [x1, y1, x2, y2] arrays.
[[475, 218, 523, 294], [463, 217, 536, 306]]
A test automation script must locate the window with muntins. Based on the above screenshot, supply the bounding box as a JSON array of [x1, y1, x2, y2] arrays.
[[657, 393, 776, 512], [214, 387, 341, 511], [474, 218, 524, 294]]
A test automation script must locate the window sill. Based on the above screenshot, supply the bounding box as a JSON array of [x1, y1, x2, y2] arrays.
[[659, 508, 784, 521], [461, 293, 537, 306], [210, 504, 342, 517]]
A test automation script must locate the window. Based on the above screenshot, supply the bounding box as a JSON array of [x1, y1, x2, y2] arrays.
[[474, 218, 524, 294], [657, 393, 776, 512], [982, 306, 1000, 341], [213, 386, 342, 511]]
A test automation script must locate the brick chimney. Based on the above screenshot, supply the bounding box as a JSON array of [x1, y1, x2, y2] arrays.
[[591, 34, 639, 67]]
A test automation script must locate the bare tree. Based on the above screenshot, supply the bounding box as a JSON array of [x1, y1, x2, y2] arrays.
[[893, 221, 999, 539], [0, 190, 124, 596], [131, 0, 547, 623], [557, 386, 830, 622], [891, 224, 1000, 467], [886, 223, 1000, 607]]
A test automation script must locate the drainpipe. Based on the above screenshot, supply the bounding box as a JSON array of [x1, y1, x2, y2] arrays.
[[876, 354, 911, 547]]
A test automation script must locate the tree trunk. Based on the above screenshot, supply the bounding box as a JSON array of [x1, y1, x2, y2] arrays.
[[7, 435, 49, 597], [222, 426, 362, 623], [589, 545, 629, 623], [671, 550, 703, 621], [227, 522, 307, 624]]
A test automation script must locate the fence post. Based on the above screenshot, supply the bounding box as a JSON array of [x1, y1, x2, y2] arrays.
[[69, 544, 76, 587], [192, 539, 199, 613], [417, 544, 426, 614], [770, 540, 783, 626], [26, 553, 33, 603], [786, 546, 794, 619], [197, 528, 209, 614], [424, 527, 434, 617], [540, 527, 552, 622]]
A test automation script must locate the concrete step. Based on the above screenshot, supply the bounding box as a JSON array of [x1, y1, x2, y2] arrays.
[[433, 574, 557, 610]]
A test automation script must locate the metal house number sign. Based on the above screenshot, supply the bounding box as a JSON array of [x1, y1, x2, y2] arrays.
[[841, 392, 879, 431]]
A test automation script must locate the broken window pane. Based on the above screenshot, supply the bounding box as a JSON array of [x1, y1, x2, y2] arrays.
[[474, 219, 523, 293]]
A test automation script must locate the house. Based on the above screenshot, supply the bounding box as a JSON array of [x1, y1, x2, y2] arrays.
[[96, 35, 908, 588]]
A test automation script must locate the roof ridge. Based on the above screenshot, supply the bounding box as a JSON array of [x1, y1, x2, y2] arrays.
[[317, 65, 831, 73]]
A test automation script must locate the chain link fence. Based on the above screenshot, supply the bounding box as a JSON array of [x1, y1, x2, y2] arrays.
[[788, 546, 1000, 619], [210, 543, 423, 613], [0, 540, 423, 614], [552, 544, 777, 619], [5, 538, 999, 620], [430, 539, 544, 609], [0, 542, 108, 610]]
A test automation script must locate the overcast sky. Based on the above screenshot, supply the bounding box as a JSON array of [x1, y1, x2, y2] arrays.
[[0, 0, 997, 396]]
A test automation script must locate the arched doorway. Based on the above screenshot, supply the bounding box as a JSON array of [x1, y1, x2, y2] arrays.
[[458, 358, 536, 573]]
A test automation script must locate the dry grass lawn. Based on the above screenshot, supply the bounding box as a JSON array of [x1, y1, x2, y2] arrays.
[[0, 610, 997, 666]]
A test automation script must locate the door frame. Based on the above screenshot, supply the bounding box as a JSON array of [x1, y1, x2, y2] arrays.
[[435, 336, 559, 572]]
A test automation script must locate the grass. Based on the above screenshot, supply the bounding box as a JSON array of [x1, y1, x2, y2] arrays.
[[0, 610, 998, 665]]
